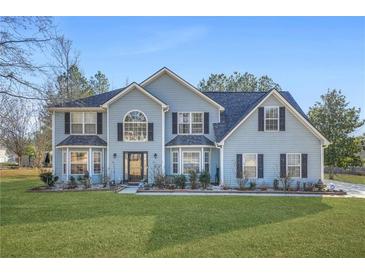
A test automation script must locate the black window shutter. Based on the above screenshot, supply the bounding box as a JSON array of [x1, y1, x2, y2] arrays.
[[172, 112, 177, 134], [279, 107, 285, 131], [280, 154, 286, 178], [117, 123, 123, 141], [258, 107, 264, 131], [236, 154, 243, 178], [97, 113, 103, 134], [65, 112, 70, 134], [301, 154, 308, 178], [148, 123, 154, 141], [204, 112, 209, 134], [258, 154, 264, 178]]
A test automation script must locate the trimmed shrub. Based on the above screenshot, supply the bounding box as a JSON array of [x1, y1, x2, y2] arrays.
[[39, 172, 58, 187], [174, 174, 187, 189], [199, 170, 210, 189], [189, 170, 198, 189]]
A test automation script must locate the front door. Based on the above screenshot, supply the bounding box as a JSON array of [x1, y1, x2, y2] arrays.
[[124, 152, 148, 182]]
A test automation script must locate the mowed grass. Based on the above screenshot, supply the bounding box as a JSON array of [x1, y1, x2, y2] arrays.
[[325, 173, 365, 185], [1, 169, 365, 258]]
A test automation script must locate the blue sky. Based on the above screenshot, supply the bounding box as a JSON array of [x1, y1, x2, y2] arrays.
[[55, 17, 365, 133]]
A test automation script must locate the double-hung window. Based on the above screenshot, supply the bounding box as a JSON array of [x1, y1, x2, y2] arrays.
[[172, 151, 179, 174], [178, 112, 203, 134], [178, 113, 191, 134], [84, 113, 97, 134], [71, 113, 83, 134], [191, 113, 203, 134], [204, 151, 210, 172], [71, 112, 97, 134], [93, 151, 102, 174], [183, 151, 200, 174], [70, 152, 88, 175], [287, 153, 301, 178], [62, 151, 67, 175], [264, 106, 279, 131], [243, 154, 257, 178]]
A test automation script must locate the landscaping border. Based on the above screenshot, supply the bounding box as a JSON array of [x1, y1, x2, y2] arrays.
[[137, 189, 346, 195]]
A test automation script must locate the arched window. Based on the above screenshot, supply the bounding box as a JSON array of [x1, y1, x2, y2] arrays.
[[123, 110, 148, 141]]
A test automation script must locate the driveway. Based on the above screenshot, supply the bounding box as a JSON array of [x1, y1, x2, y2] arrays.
[[324, 179, 365, 198]]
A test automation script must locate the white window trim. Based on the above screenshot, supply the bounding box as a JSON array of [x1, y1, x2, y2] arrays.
[[93, 151, 102, 175], [123, 110, 148, 142], [286, 153, 302, 179], [204, 150, 210, 172], [264, 106, 279, 132], [242, 153, 258, 179], [70, 151, 89, 176], [171, 150, 179, 175], [177, 112, 204, 135], [70, 112, 97, 135], [182, 151, 201, 175]]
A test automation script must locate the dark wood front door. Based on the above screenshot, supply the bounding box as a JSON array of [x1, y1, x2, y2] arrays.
[[124, 152, 148, 182]]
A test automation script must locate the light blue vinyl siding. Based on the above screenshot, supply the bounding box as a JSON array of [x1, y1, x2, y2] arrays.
[[223, 94, 322, 187], [107, 87, 163, 183], [143, 74, 220, 143]]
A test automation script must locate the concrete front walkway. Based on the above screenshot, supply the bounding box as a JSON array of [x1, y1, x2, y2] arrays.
[[119, 186, 138, 194], [324, 179, 365, 198]]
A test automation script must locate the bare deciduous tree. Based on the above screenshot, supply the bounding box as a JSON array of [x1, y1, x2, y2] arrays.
[[0, 96, 32, 165], [0, 16, 56, 100]]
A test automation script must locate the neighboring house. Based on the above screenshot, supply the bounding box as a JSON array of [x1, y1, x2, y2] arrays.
[[0, 146, 9, 163], [0, 146, 17, 164], [49, 67, 329, 186]]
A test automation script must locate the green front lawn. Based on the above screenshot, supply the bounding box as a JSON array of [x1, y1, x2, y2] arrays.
[[325, 173, 365, 185], [1, 170, 365, 257]]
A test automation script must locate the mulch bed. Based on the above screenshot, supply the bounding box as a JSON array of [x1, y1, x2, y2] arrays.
[[137, 189, 347, 195], [28, 185, 123, 193]]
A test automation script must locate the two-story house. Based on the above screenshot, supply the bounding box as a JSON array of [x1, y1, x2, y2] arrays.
[[49, 67, 329, 187]]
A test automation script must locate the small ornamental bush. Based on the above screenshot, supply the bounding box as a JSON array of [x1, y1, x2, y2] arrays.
[[39, 172, 58, 187], [199, 170, 210, 189], [189, 170, 198, 189], [273, 179, 279, 190], [68, 176, 78, 189], [174, 174, 187, 189]]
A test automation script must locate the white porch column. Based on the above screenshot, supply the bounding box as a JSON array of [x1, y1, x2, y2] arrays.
[[219, 145, 224, 186], [66, 147, 69, 181], [178, 147, 182, 174], [52, 111, 55, 175], [320, 144, 324, 180], [89, 148, 92, 176], [106, 108, 109, 177]]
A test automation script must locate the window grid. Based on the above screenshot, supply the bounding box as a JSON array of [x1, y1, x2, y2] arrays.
[[123, 111, 148, 142], [183, 151, 200, 174], [204, 151, 210, 172], [70, 112, 97, 135], [62, 151, 67, 175], [70, 152, 88, 175], [264, 107, 279, 131], [287, 153, 301, 178], [243, 153, 257, 178], [178, 112, 204, 134], [172, 151, 179, 174], [93, 151, 102, 174]]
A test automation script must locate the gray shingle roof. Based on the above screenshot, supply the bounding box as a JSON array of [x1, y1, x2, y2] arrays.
[[165, 135, 215, 146], [51, 88, 124, 108], [51, 83, 168, 108], [56, 135, 107, 147], [204, 91, 310, 142]]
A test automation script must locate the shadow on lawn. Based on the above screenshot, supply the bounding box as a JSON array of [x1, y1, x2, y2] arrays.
[[143, 196, 332, 253]]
